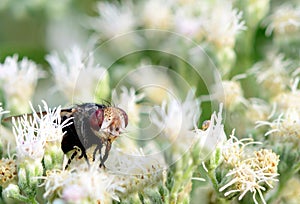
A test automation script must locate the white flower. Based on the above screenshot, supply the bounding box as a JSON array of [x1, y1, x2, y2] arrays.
[[151, 89, 200, 152], [213, 80, 247, 111], [31, 100, 72, 142], [175, 14, 202, 39], [265, 4, 300, 36], [142, 0, 174, 29], [112, 87, 144, 125], [173, 2, 204, 39], [42, 146, 165, 202], [42, 168, 114, 203], [221, 132, 260, 167], [0, 55, 43, 113], [12, 101, 71, 161], [42, 169, 72, 199], [256, 107, 300, 143], [105, 147, 166, 198], [89, 1, 136, 38], [128, 64, 178, 103], [219, 149, 279, 204], [194, 104, 227, 160], [272, 78, 300, 111], [12, 114, 45, 161], [46, 46, 109, 103], [245, 98, 271, 124], [251, 52, 291, 97], [219, 133, 279, 204], [201, 1, 246, 48], [64, 169, 112, 203]]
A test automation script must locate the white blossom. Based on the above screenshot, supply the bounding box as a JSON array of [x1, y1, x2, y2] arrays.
[[129, 64, 178, 103], [151, 89, 200, 153], [112, 87, 144, 125], [142, 0, 174, 30], [194, 104, 227, 160], [12, 114, 45, 161], [42, 146, 165, 202], [245, 98, 271, 124], [105, 147, 166, 198], [251, 52, 291, 97], [219, 149, 279, 204], [0, 55, 43, 113], [89, 1, 136, 38], [31, 101, 72, 142], [201, 1, 246, 48], [265, 4, 300, 36], [46, 46, 109, 103], [272, 78, 300, 111], [12, 101, 71, 161], [256, 107, 300, 143], [213, 80, 247, 111], [174, 6, 203, 39], [221, 132, 260, 167], [41, 167, 115, 203]]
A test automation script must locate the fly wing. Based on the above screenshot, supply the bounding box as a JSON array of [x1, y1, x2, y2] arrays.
[[72, 103, 101, 148], [2, 108, 74, 123], [2, 111, 47, 123]]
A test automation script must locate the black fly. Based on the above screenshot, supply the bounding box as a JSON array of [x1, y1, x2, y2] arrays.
[[4, 103, 128, 169]]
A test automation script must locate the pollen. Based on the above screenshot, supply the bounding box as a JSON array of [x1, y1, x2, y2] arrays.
[[253, 149, 279, 174], [0, 158, 17, 187]]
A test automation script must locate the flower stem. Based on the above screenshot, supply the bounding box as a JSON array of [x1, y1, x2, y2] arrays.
[[207, 168, 219, 191]]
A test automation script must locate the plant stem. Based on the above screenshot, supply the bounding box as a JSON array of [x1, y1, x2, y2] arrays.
[[207, 168, 219, 191]]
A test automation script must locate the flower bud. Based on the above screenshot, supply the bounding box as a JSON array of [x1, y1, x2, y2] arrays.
[[2, 184, 21, 203]]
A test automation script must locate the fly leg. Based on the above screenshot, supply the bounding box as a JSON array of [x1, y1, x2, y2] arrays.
[[68, 146, 90, 168], [93, 143, 102, 162], [64, 149, 77, 170], [78, 150, 90, 168], [99, 139, 112, 168]]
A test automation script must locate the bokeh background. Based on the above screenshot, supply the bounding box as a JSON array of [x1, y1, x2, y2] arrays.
[[1, 0, 300, 203]]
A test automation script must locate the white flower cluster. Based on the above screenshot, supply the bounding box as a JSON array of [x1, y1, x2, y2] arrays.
[[12, 101, 71, 162], [42, 169, 112, 203], [46, 46, 109, 103], [194, 104, 227, 160], [0, 55, 43, 113], [151, 89, 200, 154], [257, 107, 300, 144], [266, 4, 300, 36], [112, 87, 144, 126], [89, 1, 136, 38], [41, 146, 165, 203], [220, 134, 280, 204], [251, 52, 291, 97], [106, 148, 166, 197], [89, 0, 246, 48], [201, 2, 246, 48]]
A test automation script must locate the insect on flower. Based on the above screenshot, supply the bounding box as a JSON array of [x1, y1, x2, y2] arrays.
[[4, 103, 128, 169]]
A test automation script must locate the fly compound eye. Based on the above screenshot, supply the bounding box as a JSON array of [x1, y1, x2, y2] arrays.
[[117, 108, 128, 128], [89, 109, 104, 131]]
